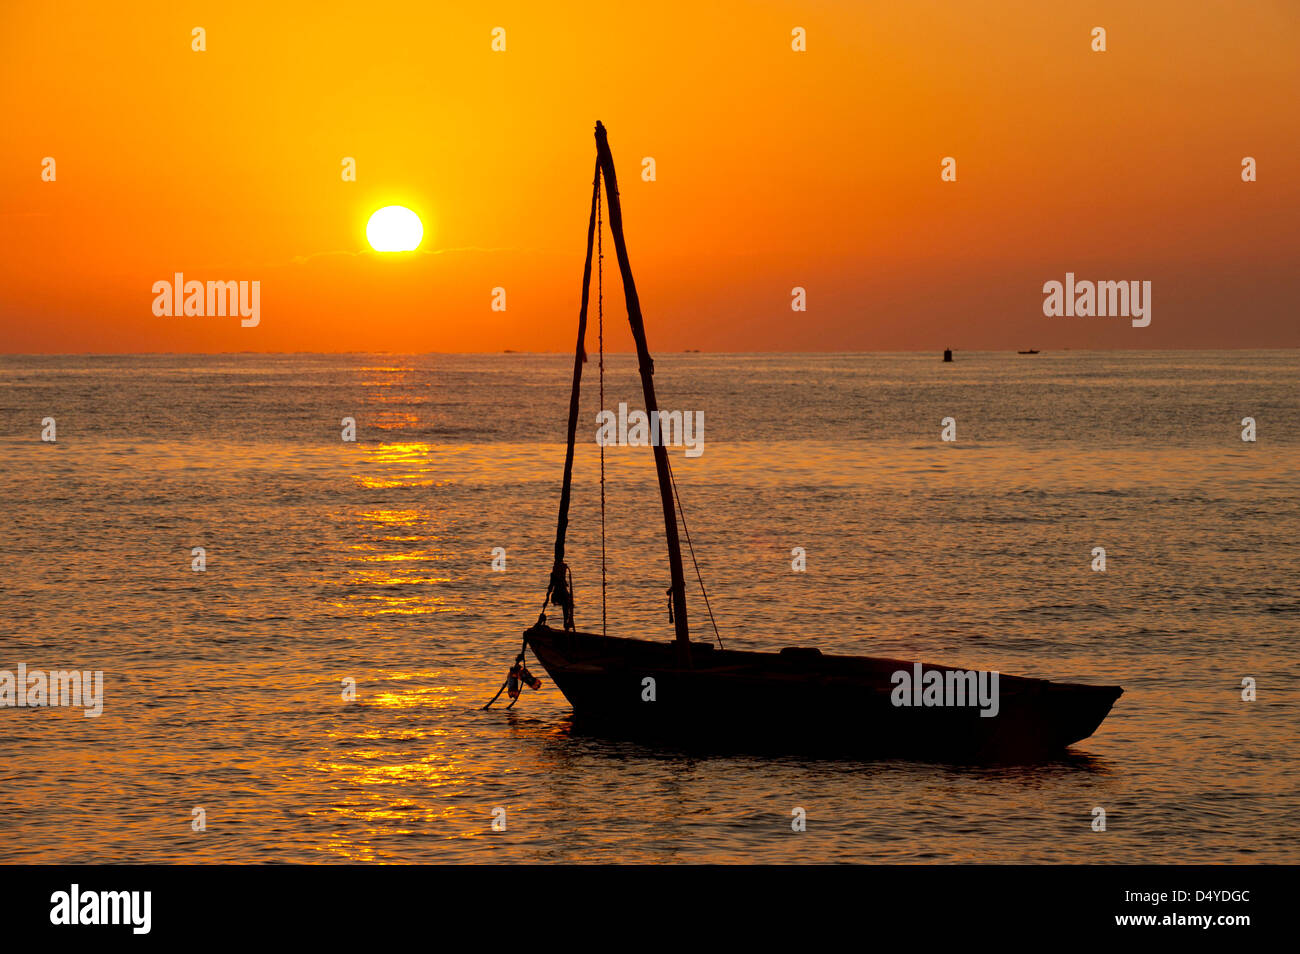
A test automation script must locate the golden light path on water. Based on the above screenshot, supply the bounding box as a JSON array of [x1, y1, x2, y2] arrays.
[[311, 367, 476, 858]]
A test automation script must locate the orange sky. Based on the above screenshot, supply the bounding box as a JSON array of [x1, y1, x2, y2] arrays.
[[1, 0, 1297, 352]]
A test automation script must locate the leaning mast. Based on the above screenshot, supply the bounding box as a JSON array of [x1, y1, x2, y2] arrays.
[[595, 121, 692, 658]]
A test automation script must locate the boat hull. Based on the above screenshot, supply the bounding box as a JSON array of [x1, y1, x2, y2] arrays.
[[524, 626, 1122, 761]]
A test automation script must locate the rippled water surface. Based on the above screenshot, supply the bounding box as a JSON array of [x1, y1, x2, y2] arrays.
[[0, 351, 1296, 863]]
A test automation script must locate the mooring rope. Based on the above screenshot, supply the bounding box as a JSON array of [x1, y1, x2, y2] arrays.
[[667, 459, 722, 649], [482, 635, 529, 709]]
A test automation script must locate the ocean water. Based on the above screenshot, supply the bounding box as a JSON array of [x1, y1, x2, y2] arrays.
[[0, 350, 1296, 863]]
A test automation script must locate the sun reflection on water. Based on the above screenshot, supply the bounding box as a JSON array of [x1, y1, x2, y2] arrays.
[[304, 681, 503, 861], [324, 441, 465, 616]]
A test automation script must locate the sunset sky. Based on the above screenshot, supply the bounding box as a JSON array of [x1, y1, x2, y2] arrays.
[[1, 0, 1297, 353]]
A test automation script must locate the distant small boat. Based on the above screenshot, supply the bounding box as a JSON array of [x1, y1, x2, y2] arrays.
[[1018, 349, 1039, 355], [493, 121, 1122, 761], [943, 348, 953, 362]]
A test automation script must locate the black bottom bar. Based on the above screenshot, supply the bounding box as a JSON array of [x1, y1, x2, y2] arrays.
[[0, 864, 1277, 942]]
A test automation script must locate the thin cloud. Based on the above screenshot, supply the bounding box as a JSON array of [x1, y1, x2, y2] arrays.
[[206, 245, 564, 271]]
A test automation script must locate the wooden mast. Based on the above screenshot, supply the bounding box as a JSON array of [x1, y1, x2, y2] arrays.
[[594, 121, 691, 659], [545, 157, 602, 630]]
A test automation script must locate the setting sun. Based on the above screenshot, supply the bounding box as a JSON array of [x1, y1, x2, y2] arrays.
[[366, 206, 423, 252]]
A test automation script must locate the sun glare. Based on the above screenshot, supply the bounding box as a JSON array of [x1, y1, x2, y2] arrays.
[[366, 206, 424, 252]]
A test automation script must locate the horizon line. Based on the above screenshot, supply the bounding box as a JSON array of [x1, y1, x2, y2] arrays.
[[2, 346, 1298, 358]]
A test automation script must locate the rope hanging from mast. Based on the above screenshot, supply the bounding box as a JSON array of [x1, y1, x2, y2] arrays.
[[598, 171, 607, 637]]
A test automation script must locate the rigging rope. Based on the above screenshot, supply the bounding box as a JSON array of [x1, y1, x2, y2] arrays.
[[598, 172, 607, 637], [667, 459, 723, 649]]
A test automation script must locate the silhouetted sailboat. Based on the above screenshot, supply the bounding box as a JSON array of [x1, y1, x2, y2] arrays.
[[500, 121, 1122, 760]]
